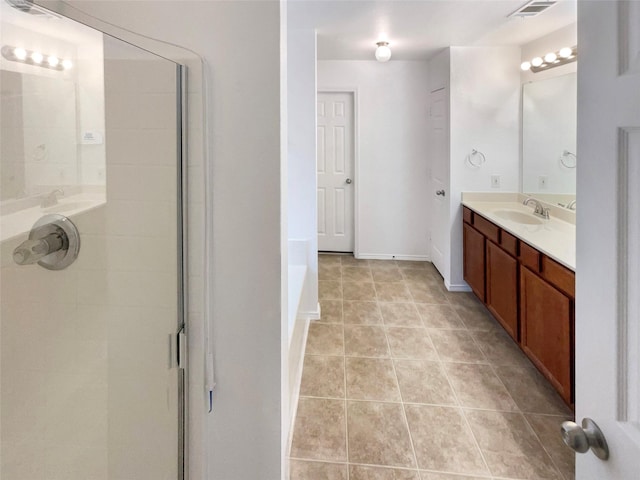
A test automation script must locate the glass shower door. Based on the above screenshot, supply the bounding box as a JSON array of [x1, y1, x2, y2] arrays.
[[0, 4, 185, 479]]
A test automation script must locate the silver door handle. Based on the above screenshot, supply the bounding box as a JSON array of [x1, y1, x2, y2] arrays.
[[345, 178, 353, 184], [561, 418, 609, 460], [436, 190, 445, 196]]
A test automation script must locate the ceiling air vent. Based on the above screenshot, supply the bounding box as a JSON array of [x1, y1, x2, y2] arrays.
[[508, 1, 558, 18]]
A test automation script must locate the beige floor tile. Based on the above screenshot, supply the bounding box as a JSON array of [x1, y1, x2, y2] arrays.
[[452, 303, 498, 332], [342, 266, 373, 282], [368, 259, 399, 269], [319, 254, 342, 266], [372, 267, 404, 282], [341, 256, 369, 267], [350, 464, 420, 480], [306, 323, 344, 356], [320, 280, 343, 300], [345, 357, 401, 401], [347, 401, 416, 468], [404, 404, 488, 475], [319, 300, 343, 324], [525, 414, 575, 480], [402, 268, 439, 282], [289, 460, 347, 480], [320, 264, 342, 281], [300, 355, 345, 398], [464, 409, 562, 479], [394, 359, 457, 405], [344, 325, 390, 357], [290, 397, 347, 462], [420, 473, 491, 480], [380, 302, 423, 327], [396, 260, 430, 270], [386, 327, 439, 360], [494, 365, 572, 416], [343, 281, 377, 301], [429, 329, 488, 364], [443, 291, 481, 308], [376, 282, 413, 302], [444, 363, 518, 411], [415, 304, 466, 329], [407, 283, 448, 304], [472, 330, 533, 368], [343, 301, 383, 325]]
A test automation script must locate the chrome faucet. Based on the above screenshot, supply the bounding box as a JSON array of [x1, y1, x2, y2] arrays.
[[40, 189, 64, 208], [566, 200, 577, 211], [523, 197, 550, 219]]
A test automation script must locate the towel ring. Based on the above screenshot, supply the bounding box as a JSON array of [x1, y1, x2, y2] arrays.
[[560, 150, 577, 169], [466, 149, 486, 168]]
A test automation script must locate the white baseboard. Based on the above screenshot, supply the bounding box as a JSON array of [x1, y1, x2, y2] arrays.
[[445, 281, 472, 292], [286, 317, 310, 457], [356, 253, 430, 261], [298, 302, 321, 321]]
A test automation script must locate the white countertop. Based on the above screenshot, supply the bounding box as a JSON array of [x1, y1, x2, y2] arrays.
[[461, 193, 576, 271]]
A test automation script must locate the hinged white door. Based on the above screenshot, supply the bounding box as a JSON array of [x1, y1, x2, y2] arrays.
[[576, 1, 640, 477]]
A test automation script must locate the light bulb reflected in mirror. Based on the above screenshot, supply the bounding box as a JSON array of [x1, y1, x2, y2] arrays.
[[521, 61, 531, 71], [31, 52, 43, 64], [559, 47, 573, 58], [47, 55, 59, 67], [545, 52, 558, 63], [531, 57, 543, 67], [62, 59, 73, 70], [13, 47, 27, 60]]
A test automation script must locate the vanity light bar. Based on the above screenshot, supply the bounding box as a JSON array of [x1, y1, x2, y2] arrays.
[[1, 45, 72, 71], [521, 45, 576, 73]]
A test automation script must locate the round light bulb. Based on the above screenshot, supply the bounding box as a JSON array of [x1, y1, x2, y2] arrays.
[[520, 61, 531, 71], [559, 47, 573, 58], [47, 55, 59, 67], [544, 52, 558, 63], [62, 59, 73, 70], [31, 52, 43, 64], [531, 57, 543, 67], [375, 42, 391, 62], [13, 47, 27, 60]]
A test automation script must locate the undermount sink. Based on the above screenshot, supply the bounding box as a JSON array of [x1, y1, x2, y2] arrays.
[[493, 209, 543, 225], [42, 201, 94, 214]]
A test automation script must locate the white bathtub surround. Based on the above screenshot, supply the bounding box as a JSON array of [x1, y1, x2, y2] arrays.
[[461, 192, 576, 270]]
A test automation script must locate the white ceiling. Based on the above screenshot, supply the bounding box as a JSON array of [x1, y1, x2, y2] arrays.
[[289, 0, 577, 61]]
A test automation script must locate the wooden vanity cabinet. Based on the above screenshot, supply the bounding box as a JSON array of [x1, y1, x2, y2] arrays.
[[486, 240, 519, 341], [462, 206, 575, 406]]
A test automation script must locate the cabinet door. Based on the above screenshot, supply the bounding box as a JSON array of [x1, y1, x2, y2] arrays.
[[463, 223, 485, 301], [520, 267, 573, 404], [486, 241, 519, 340]]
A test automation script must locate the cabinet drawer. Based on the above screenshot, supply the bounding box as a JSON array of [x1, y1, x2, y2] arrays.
[[500, 230, 519, 257], [542, 256, 575, 298], [463, 207, 473, 225], [520, 242, 541, 272], [473, 214, 500, 244]]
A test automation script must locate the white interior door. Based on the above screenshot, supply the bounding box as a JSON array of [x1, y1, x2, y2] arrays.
[[576, 1, 640, 477], [317, 92, 354, 252], [429, 88, 449, 277]]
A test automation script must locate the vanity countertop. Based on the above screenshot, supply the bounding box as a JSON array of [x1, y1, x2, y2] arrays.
[[461, 192, 576, 271]]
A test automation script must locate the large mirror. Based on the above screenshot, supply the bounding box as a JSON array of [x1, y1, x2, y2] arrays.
[[522, 72, 577, 208]]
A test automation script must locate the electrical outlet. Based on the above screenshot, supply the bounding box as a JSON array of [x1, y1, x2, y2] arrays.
[[538, 175, 548, 189], [491, 175, 501, 188]]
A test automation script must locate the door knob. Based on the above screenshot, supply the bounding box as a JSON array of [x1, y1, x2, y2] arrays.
[[13, 214, 81, 270], [436, 190, 445, 196], [345, 178, 353, 184], [561, 418, 609, 460]]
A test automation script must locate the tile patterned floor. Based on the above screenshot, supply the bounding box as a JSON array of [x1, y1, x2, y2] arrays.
[[289, 254, 575, 480]]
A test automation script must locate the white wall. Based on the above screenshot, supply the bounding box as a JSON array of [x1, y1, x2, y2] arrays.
[[38, 1, 285, 480], [287, 26, 318, 318], [438, 47, 521, 289], [521, 23, 577, 84], [317, 60, 431, 259]]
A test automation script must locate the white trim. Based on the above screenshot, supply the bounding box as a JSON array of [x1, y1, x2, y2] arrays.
[[286, 317, 310, 457], [356, 254, 430, 261], [298, 302, 321, 321], [445, 280, 472, 292], [318, 87, 359, 256]]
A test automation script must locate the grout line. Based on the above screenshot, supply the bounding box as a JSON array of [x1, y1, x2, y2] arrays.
[[521, 413, 569, 480], [340, 261, 350, 480]]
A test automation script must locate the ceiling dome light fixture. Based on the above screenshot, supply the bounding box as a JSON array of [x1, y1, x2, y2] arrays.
[[375, 41, 391, 62]]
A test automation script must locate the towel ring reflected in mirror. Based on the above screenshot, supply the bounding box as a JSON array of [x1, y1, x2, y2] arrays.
[[560, 150, 577, 168], [466, 149, 486, 168]]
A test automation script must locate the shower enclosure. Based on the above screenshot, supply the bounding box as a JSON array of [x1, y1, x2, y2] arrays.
[[0, 2, 187, 478]]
